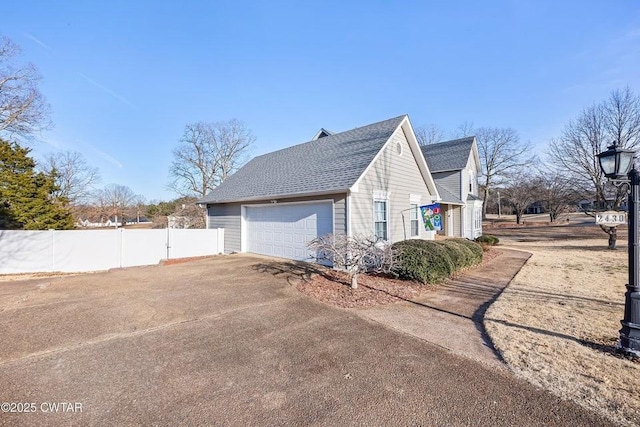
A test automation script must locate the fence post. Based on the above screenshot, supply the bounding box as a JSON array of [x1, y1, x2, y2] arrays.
[[166, 227, 171, 260], [217, 228, 224, 254], [117, 228, 124, 268], [49, 229, 55, 271]]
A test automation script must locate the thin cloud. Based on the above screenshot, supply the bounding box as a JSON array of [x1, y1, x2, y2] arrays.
[[43, 138, 62, 149], [79, 73, 136, 108], [23, 32, 55, 54], [93, 148, 124, 169]]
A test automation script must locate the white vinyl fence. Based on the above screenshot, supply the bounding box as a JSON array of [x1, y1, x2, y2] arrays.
[[0, 228, 224, 274]]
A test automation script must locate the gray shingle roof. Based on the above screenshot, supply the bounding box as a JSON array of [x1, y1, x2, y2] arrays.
[[435, 183, 463, 205], [199, 116, 406, 204], [420, 136, 475, 173]]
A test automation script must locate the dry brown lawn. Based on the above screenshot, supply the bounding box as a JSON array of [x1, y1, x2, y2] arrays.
[[486, 222, 640, 426]]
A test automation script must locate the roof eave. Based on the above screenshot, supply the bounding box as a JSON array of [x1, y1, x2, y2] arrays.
[[431, 167, 465, 174], [201, 188, 349, 205]]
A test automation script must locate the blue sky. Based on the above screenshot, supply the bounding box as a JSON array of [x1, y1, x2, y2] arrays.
[[4, 1, 640, 201]]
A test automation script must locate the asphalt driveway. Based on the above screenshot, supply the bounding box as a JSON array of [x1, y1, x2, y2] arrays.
[[0, 254, 611, 426]]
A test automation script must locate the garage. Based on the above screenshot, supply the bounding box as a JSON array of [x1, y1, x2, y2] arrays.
[[244, 202, 333, 260]]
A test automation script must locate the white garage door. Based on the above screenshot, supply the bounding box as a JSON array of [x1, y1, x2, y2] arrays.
[[245, 202, 333, 260]]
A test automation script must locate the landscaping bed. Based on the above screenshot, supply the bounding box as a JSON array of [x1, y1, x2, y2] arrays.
[[298, 246, 502, 309]]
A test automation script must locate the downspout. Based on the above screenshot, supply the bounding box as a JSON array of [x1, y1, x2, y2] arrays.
[[346, 190, 352, 237]]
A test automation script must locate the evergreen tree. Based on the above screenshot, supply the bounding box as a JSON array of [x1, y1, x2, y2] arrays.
[[0, 139, 74, 230]]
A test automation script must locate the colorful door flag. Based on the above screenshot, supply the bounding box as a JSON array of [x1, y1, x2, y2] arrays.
[[420, 203, 442, 231]]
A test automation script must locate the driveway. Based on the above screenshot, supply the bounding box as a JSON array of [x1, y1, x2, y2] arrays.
[[0, 254, 611, 426]]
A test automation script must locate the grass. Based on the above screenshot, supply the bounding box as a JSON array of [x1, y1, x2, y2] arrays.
[[485, 223, 640, 426]]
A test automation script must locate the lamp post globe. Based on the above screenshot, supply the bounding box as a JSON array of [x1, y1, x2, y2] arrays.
[[597, 143, 635, 180], [597, 141, 640, 355]]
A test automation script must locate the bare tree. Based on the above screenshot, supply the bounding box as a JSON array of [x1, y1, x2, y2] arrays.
[[547, 87, 640, 249], [169, 119, 255, 198], [475, 127, 533, 219], [451, 121, 476, 138], [415, 124, 444, 146], [533, 169, 580, 222], [130, 195, 147, 223], [307, 234, 399, 289], [605, 87, 640, 148], [168, 202, 206, 229], [501, 169, 538, 224], [0, 36, 51, 139], [41, 150, 101, 205], [94, 184, 137, 227]]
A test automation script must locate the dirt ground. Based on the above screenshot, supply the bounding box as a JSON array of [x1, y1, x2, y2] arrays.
[[485, 220, 640, 426], [0, 254, 610, 426]]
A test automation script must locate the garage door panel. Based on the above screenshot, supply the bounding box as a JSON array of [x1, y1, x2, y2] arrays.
[[245, 202, 332, 261]]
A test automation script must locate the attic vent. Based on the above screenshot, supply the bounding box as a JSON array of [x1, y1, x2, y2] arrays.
[[396, 142, 403, 156]]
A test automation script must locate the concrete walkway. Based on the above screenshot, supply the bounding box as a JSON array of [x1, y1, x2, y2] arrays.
[[356, 248, 531, 369]]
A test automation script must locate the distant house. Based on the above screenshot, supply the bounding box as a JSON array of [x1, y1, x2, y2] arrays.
[[77, 216, 121, 228], [525, 202, 545, 215], [200, 115, 440, 261], [421, 137, 483, 239], [168, 204, 205, 229]]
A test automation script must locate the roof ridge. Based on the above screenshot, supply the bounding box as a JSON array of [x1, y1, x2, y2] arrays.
[[253, 115, 407, 160], [424, 135, 475, 149]]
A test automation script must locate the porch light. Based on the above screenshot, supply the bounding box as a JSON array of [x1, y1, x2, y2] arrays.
[[597, 142, 635, 180]]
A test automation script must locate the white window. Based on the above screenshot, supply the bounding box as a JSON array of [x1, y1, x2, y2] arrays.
[[410, 203, 419, 237], [474, 208, 482, 229], [374, 200, 388, 240], [469, 171, 475, 194]]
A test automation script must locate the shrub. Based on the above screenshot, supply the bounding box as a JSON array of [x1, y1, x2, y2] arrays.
[[475, 234, 499, 245], [308, 234, 399, 289], [392, 240, 455, 284], [447, 238, 483, 266], [439, 240, 465, 268], [440, 239, 476, 269]]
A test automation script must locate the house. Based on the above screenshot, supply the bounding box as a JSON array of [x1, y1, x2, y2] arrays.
[[420, 137, 483, 239], [199, 115, 440, 261], [168, 204, 206, 229], [77, 216, 120, 228], [524, 201, 545, 215]]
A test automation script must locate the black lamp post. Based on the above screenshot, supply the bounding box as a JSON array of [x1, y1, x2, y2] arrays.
[[597, 142, 640, 355]]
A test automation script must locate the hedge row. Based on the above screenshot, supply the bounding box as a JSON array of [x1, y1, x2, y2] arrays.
[[391, 238, 483, 284]]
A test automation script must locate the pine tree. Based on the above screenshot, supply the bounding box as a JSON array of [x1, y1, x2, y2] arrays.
[[0, 139, 74, 230]]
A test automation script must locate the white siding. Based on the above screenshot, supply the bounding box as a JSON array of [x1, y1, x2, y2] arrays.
[[350, 127, 436, 242], [461, 152, 479, 201]]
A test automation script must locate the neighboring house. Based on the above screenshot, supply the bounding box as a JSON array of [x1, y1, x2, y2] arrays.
[[199, 115, 440, 261], [168, 204, 205, 229], [525, 201, 545, 214], [77, 216, 121, 228], [578, 198, 627, 212], [420, 137, 483, 239]]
